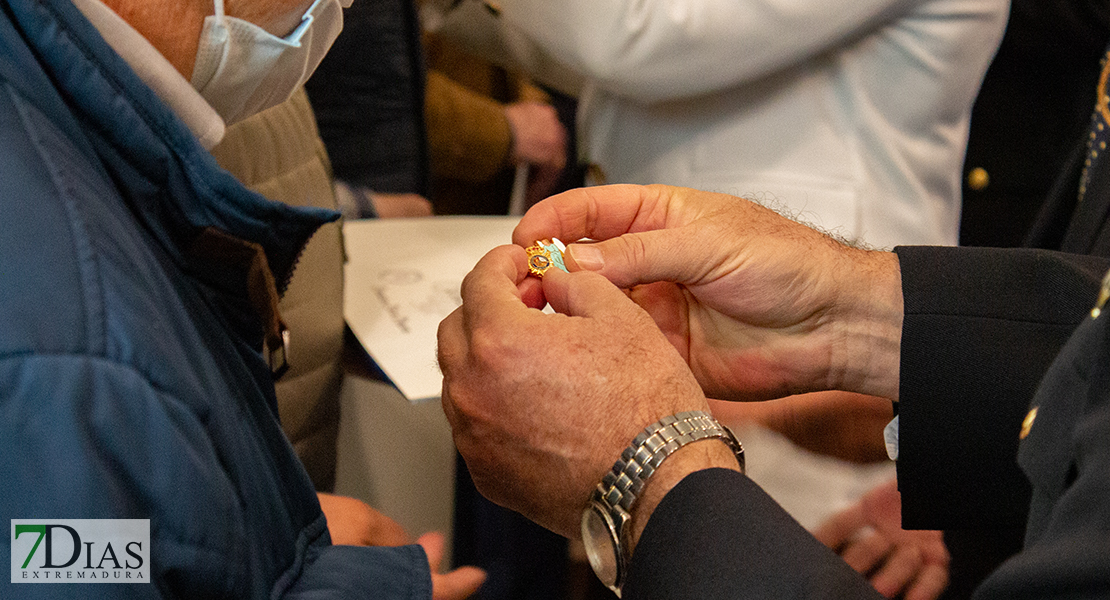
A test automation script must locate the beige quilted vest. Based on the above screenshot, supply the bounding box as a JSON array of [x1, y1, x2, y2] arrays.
[[210, 87, 344, 491]]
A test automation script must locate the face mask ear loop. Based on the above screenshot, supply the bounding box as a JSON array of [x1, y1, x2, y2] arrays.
[[288, 0, 328, 44], [212, 0, 226, 19]]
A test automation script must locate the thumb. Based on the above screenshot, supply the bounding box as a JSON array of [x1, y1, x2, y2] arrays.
[[417, 532, 488, 600], [415, 532, 447, 571], [564, 228, 706, 290], [541, 268, 641, 320]]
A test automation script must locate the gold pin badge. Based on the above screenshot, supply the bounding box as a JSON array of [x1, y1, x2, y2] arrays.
[[525, 238, 568, 278]]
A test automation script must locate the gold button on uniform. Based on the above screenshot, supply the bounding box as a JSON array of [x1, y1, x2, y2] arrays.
[[967, 167, 990, 191], [1020, 406, 1038, 440], [1092, 269, 1110, 319]]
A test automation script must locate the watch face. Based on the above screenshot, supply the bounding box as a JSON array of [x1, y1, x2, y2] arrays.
[[581, 503, 621, 590]]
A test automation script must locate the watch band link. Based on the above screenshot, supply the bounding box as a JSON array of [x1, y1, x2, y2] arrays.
[[583, 410, 745, 595], [596, 411, 745, 513]]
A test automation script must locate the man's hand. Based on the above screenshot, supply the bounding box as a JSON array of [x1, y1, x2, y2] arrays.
[[813, 480, 950, 600], [504, 102, 567, 202], [513, 184, 904, 403], [318, 492, 408, 547], [504, 102, 567, 172], [317, 493, 486, 600], [709, 392, 894, 464], [437, 244, 731, 539]]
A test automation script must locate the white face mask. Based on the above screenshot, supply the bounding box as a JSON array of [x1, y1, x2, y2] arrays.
[[191, 0, 353, 125]]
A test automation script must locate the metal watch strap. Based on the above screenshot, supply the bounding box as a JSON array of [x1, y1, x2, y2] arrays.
[[587, 410, 745, 593], [595, 411, 744, 514]]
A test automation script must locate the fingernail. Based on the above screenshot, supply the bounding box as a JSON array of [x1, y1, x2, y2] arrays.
[[568, 244, 604, 271]]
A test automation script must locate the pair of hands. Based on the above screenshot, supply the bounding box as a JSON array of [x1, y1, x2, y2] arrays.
[[317, 493, 486, 600], [438, 183, 905, 539]]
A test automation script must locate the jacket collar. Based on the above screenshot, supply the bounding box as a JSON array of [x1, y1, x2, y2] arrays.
[[68, 0, 226, 150]]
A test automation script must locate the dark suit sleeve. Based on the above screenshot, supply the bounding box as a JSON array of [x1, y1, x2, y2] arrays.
[[893, 246, 1107, 529], [624, 469, 883, 600]]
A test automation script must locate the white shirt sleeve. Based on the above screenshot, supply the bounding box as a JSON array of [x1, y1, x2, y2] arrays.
[[884, 415, 900, 460]]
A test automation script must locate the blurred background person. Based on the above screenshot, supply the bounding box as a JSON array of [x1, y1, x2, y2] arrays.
[[303, 3, 575, 598], [960, 0, 1110, 249], [305, 0, 569, 219], [430, 0, 1007, 247]]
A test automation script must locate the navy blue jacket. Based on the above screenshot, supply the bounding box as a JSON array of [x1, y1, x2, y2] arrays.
[[0, 0, 430, 596]]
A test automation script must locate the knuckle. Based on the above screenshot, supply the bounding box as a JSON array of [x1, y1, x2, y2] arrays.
[[469, 327, 516, 371], [625, 234, 650, 266]]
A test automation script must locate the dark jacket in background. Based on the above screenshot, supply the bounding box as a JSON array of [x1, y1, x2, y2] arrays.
[[960, 0, 1110, 247], [305, 0, 430, 197]]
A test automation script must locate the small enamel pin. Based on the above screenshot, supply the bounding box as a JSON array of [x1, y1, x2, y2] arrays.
[[525, 238, 569, 277]]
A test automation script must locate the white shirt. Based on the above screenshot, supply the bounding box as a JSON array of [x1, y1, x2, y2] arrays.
[[69, 0, 226, 149], [496, 0, 1010, 248]]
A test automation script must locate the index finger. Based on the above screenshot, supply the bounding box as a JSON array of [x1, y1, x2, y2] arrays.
[[513, 184, 678, 247], [459, 244, 538, 330]]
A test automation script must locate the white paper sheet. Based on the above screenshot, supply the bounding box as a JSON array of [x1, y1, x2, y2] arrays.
[[343, 216, 521, 402]]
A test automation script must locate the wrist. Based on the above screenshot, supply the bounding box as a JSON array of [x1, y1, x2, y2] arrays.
[[827, 249, 903, 401]]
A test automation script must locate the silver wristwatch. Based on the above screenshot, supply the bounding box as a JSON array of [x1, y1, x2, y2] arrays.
[[580, 411, 745, 596]]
